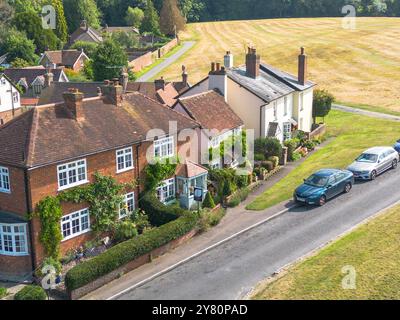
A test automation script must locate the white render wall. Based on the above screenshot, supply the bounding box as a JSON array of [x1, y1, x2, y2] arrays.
[[0, 75, 21, 114], [293, 88, 314, 132]]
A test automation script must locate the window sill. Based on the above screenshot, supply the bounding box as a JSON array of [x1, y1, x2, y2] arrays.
[[61, 228, 91, 242], [0, 189, 11, 194], [0, 252, 29, 257], [116, 167, 135, 174], [58, 180, 89, 192]]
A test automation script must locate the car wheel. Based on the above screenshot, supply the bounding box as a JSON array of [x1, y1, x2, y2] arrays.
[[344, 183, 352, 193], [318, 195, 326, 206], [392, 159, 398, 169], [370, 170, 377, 180]]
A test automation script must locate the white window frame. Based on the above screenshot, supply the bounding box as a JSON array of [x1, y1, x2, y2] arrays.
[[116, 147, 134, 173], [61, 208, 90, 241], [156, 178, 175, 203], [0, 78, 6, 86], [119, 192, 135, 219], [154, 136, 174, 159], [57, 159, 88, 191], [283, 122, 292, 141], [0, 166, 10, 193], [12, 92, 19, 103], [0, 223, 28, 256]]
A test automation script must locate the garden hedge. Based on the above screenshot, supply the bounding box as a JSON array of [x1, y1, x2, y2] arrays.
[[139, 192, 188, 226], [65, 212, 200, 291], [14, 285, 47, 300]]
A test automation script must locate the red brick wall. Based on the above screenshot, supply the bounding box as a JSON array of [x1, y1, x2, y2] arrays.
[[0, 255, 32, 280], [0, 108, 25, 125], [128, 52, 154, 72], [0, 166, 28, 217]]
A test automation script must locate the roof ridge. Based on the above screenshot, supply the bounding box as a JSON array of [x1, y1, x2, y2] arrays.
[[178, 90, 215, 100], [25, 108, 39, 167]]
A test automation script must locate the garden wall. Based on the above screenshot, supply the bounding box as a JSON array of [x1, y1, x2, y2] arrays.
[[307, 123, 326, 140]]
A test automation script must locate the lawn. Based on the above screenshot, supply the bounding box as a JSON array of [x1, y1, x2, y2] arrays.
[[246, 109, 400, 211], [160, 18, 400, 113], [251, 203, 400, 300]]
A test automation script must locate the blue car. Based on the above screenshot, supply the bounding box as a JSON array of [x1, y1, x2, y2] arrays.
[[294, 169, 354, 206], [394, 139, 400, 154]]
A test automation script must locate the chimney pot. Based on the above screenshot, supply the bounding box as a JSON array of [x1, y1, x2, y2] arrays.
[[211, 62, 216, 72], [216, 62, 221, 71], [182, 65, 188, 87]]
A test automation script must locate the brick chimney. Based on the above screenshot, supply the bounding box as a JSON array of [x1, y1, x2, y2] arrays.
[[182, 65, 188, 87], [80, 20, 88, 31], [298, 47, 307, 85], [155, 77, 166, 91], [102, 79, 123, 106], [208, 62, 227, 102], [245, 47, 260, 79], [63, 88, 84, 120], [119, 67, 129, 93]]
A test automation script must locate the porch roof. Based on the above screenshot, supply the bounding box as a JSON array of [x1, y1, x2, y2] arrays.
[[176, 160, 208, 179]]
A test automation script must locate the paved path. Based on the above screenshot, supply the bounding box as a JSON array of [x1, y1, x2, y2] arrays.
[[333, 104, 400, 121], [115, 167, 400, 300], [136, 41, 195, 82]]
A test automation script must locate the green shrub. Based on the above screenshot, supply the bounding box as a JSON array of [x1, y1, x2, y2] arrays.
[[255, 137, 283, 158], [14, 285, 47, 300], [213, 193, 221, 205], [238, 188, 250, 202], [222, 180, 233, 198], [261, 161, 274, 172], [139, 192, 187, 227], [203, 192, 216, 209], [65, 213, 200, 291], [303, 140, 316, 151], [0, 287, 7, 299], [114, 220, 138, 243], [268, 156, 279, 169], [254, 153, 266, 161], [198, 208, 226, 232], [292, 151, 302, 161], [235, 174, 249, 189], [227, 194, 241, 207], [284, 138, 300, 161]]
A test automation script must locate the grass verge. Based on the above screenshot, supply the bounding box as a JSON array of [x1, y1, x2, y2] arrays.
[[251, 203, 400, 300], [246, 110, 400, 210]]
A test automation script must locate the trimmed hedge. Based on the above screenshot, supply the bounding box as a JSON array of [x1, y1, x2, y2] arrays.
[[65, 212, 200, 291], [139, 192, 187, 227], [14, 285, 47, 300]]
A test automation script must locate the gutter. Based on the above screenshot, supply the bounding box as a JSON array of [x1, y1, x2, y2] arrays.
[[24, 168, 37, 274]]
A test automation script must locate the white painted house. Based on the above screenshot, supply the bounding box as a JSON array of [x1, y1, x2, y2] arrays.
[[178, 47, 316, 143], [0, 74, 21, 125]]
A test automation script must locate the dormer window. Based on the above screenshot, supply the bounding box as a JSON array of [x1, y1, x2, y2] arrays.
[[33, 83, 42, 95]]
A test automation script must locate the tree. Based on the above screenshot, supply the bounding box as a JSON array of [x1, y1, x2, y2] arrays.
[[125, 6, 145, 28], [91, 38, 128, 81], [63, 0, 101, 33], [110, 30, 140, 49], [12, 10, 60, 52], [178, 0, 206, 22], [312, 89, 335, 123], [160, 0, 186, 36], [0, 0, 14, 28], [203, 192, 216, 209], [10, 57, 31, 68], [0, 29, 38, 64], [70, 40, 98, 57], [51, 0, 68, 43], [140, 0, 161, 35]]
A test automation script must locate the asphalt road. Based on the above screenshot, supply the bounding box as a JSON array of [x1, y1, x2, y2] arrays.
[[116, 167, 400, 300], [137, 41, 195, 82], [333, 104, 400, 121]]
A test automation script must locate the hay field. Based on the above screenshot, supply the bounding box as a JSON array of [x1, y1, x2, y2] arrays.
[[160, 18, 400, 112]]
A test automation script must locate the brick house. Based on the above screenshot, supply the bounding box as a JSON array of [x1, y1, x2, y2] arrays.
[[39, 50, 90, 72], [0, 81, 203, 281]]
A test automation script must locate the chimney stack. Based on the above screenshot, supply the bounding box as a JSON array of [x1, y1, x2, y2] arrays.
[[80, 20, 88, 31], [155, 77, 166, 91], [209, 61, 228, 102], [182, 65, 188, 87], [101, 79, 123, 106], [245, 47, 260, 79], [119, 67, 129, 93], [210, 62, 216, 73], [63, 88, 84, 121], [224, 51, 234, 69], [298, 47, 307, 86]]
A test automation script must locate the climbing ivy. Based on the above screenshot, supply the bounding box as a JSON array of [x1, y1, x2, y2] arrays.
[[33, 172, 136, 259], [143, 158, 178, 192]]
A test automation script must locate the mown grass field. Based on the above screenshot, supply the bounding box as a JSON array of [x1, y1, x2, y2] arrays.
[[251, 203, 400, 300], [246, 110, 400, 210], [161, 18, 400, 113]]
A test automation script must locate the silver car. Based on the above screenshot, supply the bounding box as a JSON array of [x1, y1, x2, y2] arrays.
[[347, 147, 399, 180]]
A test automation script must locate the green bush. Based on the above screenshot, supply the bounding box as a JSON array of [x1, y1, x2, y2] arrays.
[[261, 161, 274, 172], [227, 194, 241, 207], [268, 156, 279, 169], [203, 192, 216, 209], [140, 192, 187, 227], [235, 174, 250, 189], [255, 137, 282, 159], [284, 138, 300, 161], [254, 153, 266, 161], [14, 285, 47, 300], [114, 220, 138, 243], [303, 140, 316, 151], [198, 208, 226, 232], [0, 287, 7, 299], [292, 151, 302, 161], [65, 213, 200, 291], [213, 193, 221, 205], [222, 180, 233, 198]]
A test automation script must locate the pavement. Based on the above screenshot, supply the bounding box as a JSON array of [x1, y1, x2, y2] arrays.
[[136, 41, 196, 82], [333, 104, 400, 121]]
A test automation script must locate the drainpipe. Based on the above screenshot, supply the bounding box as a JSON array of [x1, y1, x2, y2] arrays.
[[260, 103, 268, 137], [24, 168, 37, 274], [135, 143, 141, 198]]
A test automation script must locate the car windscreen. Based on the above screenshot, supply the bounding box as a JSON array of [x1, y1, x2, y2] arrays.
[[304, 174, 329, 187], [356, 153, 378, 163]]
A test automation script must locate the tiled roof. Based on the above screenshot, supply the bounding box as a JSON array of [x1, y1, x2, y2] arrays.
[[43, 50, 85, 67], [70, 26, 103, 44], [0, 92, 199, 168], [103, 26, 140, 34], [4, 67, 65, 86], [176, 90, 243, 133], [176, 160, 208, 178]]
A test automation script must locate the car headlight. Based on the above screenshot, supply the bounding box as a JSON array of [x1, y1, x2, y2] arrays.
[[360, 171, 370, 174]]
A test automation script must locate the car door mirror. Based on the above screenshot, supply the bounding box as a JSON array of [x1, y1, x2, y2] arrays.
[[327, 184, 333, 189]]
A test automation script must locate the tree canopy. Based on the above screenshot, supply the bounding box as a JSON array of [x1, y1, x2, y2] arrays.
[[140, 0, 161, 35], [313, 89, 335, 122], [160, 0, 186, 36]]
